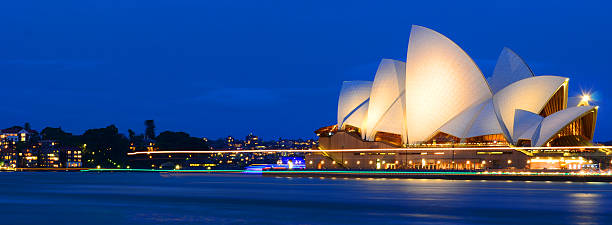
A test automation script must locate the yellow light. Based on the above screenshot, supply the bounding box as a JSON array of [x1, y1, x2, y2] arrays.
[[466, 161, 470, 165], [581, 95, 591, 102], [356, 161, 360, 164], [344, 161, 348, 164], [507, 160, 512, 164]]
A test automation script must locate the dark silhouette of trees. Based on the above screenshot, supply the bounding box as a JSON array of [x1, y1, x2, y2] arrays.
[[145, 120, 155, 140], [156, 131, 208, 150], [80, 125, 129, 168], [41, 127, 78, 146], [128, 129, 136, 143]]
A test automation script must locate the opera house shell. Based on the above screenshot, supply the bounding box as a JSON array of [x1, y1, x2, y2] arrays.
[[321, 25, 597, 148]]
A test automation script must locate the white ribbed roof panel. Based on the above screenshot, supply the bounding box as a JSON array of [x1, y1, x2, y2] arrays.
[[534, 106, 597, 147], [512, 109, 543, 143], [337, 81, 372, 129], [488, 48, 534, 94], [465, 99, 504, 138], [492, 75, 567, 142], [365, 59, 406, 141], [404, 25, 492, 144], [438, 99, 487, 138], [343, 100, 369, 130], [369, 98, 405, 140]]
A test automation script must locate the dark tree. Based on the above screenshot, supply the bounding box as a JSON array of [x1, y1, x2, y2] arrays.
[[128, 129, 136, 143], [145, 120, 155, 140], [41, 127, 78, 146], [80, 125, 129, 168], [24, 122, 31, 131], [156, 131, 209, 150]]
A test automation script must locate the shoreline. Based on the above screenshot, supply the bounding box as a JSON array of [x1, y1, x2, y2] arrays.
[[260, 171, 612, 182], [4, 168, 612, 182]]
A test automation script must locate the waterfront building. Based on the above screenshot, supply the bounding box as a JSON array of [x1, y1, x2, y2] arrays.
[[270, 138, 317, 150], [0, 147, 18, 168], [18, 145, 38, 168], [245, 133, 265, 150], [311, 25, 603, 170], [1, 126, 37, 144], [64, 146, 82, 168], [38, 145, 60, 168]]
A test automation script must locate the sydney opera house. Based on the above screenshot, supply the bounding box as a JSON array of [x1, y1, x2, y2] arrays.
[[309, 25, 602, 171]]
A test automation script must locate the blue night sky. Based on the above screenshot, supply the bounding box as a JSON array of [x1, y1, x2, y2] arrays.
[[0, 0, 611, 141]]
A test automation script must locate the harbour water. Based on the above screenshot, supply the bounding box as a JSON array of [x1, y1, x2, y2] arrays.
[[1, 172, 611, 224]]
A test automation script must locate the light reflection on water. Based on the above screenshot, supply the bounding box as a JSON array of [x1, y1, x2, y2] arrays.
[[0, 172, 611, 225]]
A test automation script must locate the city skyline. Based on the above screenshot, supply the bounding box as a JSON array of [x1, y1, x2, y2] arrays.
[[1, 1, 611, 141]]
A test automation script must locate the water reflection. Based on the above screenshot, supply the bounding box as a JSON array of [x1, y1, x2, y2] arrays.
[[569, 192, 601, 225], [0, 172, 610, 225]]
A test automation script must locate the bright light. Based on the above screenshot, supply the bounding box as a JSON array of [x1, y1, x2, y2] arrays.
[[581, 95, 591, 102]]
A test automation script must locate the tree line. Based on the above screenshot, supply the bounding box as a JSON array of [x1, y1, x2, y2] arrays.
[[37, 120, 208, 168]]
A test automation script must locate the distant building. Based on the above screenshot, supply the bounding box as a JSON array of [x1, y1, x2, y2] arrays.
[[63, 146, 82, 168], [245, 133, 265, 150], [1, 126, 37, 144], [18, 145, 38, 168], [225, 136, 236, 149], [38, 143, 60, 168]]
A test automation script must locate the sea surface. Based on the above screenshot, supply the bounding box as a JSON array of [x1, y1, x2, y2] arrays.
[[0, 172, 611, 225]]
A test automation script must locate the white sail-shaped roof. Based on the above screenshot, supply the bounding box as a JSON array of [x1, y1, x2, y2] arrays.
[[438, 99, 488, 138], [512, 109, 543, 143], [488, 48, 534, 94], [364, 59, 406, 141], [533, 106, 597, 147], [343, 100, 369, 130], [517, 122, 542, 144], [492, 75, 568, 142], [337, 81, 372, 129], [465, 99, 504, 138], [404, 25, 492, 144]]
